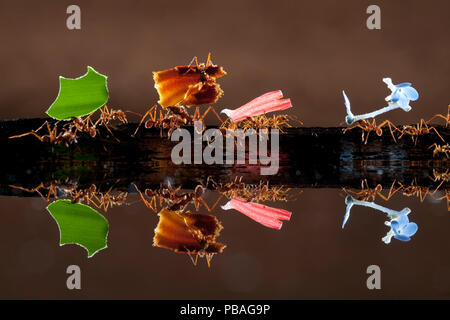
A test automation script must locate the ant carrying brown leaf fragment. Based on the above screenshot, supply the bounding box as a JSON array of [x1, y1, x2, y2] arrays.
[[154, 53, 227, 108], [133, 54, 227, 137], [343, 119, 399, 144]]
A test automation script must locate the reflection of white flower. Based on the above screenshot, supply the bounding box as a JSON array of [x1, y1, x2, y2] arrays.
[[342, 195, 418, 244], [343, 78, 419, 125], [383, 214, 418, 244]]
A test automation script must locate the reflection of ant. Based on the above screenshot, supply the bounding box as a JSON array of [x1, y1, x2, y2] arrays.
[[134, 183, 215, 212], [343, 179, 398, 202], [397, 179, 433, 202], [9, 179, 77, 201], [429, 143, 450, 158], [430, 169, 450, 195], [431, 169, 450, 183], [207, 176, 292, 202], [398, 119, 444, 145], [9, 181, 128, 212], [90, 186, 128, 212], [436, 190, 450, 211], [343, 119, 398, 144]]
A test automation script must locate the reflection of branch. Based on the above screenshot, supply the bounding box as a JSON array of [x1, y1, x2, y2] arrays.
[[342, 195, 418, 244], [342, 195, 411, 228], [221, 197, 292, 229]]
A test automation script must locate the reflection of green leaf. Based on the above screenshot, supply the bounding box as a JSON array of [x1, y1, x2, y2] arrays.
[[46, 66, 108, 120], [47, 200, 109, 258]]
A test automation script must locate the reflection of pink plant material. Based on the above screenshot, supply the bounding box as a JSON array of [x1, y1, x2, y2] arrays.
[[221, 197, 292, 230], [221, 90, 292, 123]]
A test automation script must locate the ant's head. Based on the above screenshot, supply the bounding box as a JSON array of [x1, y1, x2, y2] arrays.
[[42, 136, 50, 143], [376, 128, 383, 136], [194, 185, 204, 198]]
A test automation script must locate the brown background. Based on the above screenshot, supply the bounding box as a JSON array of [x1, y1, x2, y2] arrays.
[[0, 0, 450, 300], [0, 0, 449, 126]]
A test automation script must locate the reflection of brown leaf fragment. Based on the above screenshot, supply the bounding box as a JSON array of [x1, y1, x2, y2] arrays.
[[153, 208, 226, 266], [153, 64, 226, 107]]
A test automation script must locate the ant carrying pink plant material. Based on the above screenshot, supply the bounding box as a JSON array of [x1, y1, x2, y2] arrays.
[[221, 197, 292, 230], [221, 90, 293, 123]]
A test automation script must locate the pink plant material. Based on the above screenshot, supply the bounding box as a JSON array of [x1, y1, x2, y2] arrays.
[[221, 90, 293, 123], [221, 197, 292, 230]]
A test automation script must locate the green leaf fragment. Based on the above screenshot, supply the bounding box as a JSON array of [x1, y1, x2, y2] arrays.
[[46, 66, 109, 120], [46, 200, 109, 258]]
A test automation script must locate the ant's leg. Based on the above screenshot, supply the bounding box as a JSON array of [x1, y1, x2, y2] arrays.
[[429, 127, 445, 142], [205, 253, 212, 268], [36, 120, 51, 134], [205, 52, 212, 66], [377, 120, 398, 143], [427, 114, 447, 124], [433, 180, 445, 195], [102, 122, 120, 142], [133, 105, 156, 136], [193, 107, 200, 121], [197, 196, 213, 211], [133, 184, 153, 209], [186, 56, 199, 68], [184, 247, 197, 266], [364, 130, 371, 144], [200, 106, 224, 123], [397, 128, 407, 140], [387, 121, 398, 143], [447, 106, 450, 127], [183, 56, 199, 75], [8, 131, 44, 141], [9, 183, 44, 193]]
